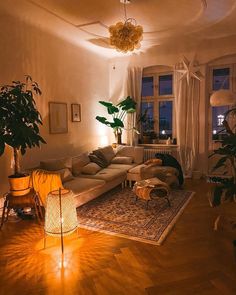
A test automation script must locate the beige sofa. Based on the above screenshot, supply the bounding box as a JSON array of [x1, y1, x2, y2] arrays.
[[39, 145, 144, 207]]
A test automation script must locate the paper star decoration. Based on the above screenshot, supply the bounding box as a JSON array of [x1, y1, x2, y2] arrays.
[[176, 56, 203, 85]]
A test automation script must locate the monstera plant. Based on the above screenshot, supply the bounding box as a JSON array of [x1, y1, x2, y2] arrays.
[[0, 75, 46, 195], [96, 96, 137, 144]]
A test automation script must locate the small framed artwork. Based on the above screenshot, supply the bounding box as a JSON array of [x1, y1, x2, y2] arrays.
[[71, 103, 81, 122], [49, 102, 68, 134]]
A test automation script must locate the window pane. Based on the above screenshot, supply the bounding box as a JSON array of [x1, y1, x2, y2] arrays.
[[159, 101, 172, 139], [212, 106, 229, 140], [141, 102, 154, 133], [142, 77, 154, 97], [159, 74, 173, 95], [213, 68, 230, 90]]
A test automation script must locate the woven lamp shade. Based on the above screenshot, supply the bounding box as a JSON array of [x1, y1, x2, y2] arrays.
[[45, 189, 78, 237]]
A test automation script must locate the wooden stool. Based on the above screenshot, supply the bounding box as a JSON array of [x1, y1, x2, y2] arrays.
[[0, 189, 43, 229]]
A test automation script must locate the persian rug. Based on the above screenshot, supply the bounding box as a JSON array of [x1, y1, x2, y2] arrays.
[[77, 187, 194, 245]]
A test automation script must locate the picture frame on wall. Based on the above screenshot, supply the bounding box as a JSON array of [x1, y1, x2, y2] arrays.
[[49, 102, 68, 134], [71, 103, 81, 122]]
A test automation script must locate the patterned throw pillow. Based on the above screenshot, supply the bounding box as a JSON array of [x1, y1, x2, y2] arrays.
[[89, 153, 108, 168], [144, 158, 162, 166]]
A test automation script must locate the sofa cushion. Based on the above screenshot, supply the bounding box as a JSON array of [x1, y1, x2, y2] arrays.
[[111, 156, 133, 164], [133, 147, 144, 164], [81, 163, 102, 175], [96, 145, 115, 164], [108, 163, 136, 172], [80, 168, 126, 182], [63, 177, 105, 196], [128, 164, 147, 174], [72, 153, 90, 176], [40, 157, 72, 171], [50, 168, 74, 183], [116, 146, 134, 161]]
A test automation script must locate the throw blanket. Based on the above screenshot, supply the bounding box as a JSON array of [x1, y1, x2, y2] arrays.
[[133, 178, 170, 201], [155, 153, 184, 186], [31, 169, 63, 206]]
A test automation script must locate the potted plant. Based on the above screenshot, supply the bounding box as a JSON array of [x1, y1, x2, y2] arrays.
[[0, 75, 46, 196], [209, 107, 236, 251], [96, 96, 137, 144]]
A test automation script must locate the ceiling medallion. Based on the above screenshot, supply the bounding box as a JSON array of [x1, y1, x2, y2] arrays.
[[109, 0, 143, 53]]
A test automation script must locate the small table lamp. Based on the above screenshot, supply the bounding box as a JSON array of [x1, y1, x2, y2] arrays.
[[44, 188, 78, 254]]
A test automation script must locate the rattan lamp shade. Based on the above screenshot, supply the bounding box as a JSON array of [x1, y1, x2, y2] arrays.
[[45, 189, 78, 237]]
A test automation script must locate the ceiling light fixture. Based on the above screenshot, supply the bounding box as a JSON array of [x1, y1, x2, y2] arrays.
[[109, 0, 143, 53]]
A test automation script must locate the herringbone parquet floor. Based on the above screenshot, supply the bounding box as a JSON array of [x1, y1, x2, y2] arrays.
[[0, 179, 235, 295]]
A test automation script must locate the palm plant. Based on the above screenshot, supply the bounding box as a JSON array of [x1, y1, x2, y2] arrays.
[[96, 96, 137, 144]]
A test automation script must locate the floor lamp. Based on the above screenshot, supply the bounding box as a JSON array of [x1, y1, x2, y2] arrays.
[[44, 188, 78, 255]]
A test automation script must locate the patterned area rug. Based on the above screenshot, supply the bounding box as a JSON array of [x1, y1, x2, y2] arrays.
[[77, 187, 194, 245]]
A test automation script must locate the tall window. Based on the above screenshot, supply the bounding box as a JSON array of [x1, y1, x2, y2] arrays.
[[210, 66, 231, 141], [141, 72, 174, 142]]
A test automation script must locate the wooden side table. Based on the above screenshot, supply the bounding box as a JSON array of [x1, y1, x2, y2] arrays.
[[0, 189, 43, 229]]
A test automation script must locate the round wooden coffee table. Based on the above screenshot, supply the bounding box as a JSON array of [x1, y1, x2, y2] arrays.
[[133, 178, 171, 209]]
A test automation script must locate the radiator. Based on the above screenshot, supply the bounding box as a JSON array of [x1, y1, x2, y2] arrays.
[[143, 148, 172, 161]]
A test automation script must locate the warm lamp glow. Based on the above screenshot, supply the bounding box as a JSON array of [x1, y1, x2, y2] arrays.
[[210, 89, 236, 106], [109, 0, 143, 53], [45, 189, 78, 237], [109, 20, 143, 53]]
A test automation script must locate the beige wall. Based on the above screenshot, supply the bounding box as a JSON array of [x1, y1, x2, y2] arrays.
[[0, 8, 111, 195], [109, 36, 236, 175]]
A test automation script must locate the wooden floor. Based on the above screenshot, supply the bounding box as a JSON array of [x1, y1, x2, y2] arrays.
[[0, 179, 236, 295]]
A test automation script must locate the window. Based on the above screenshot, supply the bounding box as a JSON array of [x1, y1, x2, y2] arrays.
[[209, 65, 234, 141], [141, 72, 174, 142], [141, 76, 154, 97], [159, 75, 173, 95], [159, 101, 173, 139], [212, 106, 229, 140], [212, 67, 230, 90]]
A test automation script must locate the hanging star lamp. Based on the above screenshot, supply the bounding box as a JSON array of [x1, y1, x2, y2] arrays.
[[109, 0, 143, 53]]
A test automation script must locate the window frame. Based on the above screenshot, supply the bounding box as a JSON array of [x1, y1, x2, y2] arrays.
[[208, 63, 236, 147], [141, 71, 175, 141]]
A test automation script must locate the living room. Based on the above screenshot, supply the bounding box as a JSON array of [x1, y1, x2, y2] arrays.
[[0, 0, 236, 294]]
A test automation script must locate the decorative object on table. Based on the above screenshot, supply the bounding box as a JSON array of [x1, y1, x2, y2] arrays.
[[71, 103, 81, 122], [209, 89, 236, 252], [77, 187, 194, 245], [109, 0, 143, 53], [49, 102, 68, 134], [133, 178, 171, 209], [0, 76, 46, 196], [175, 56, 203, 85], [44, 188, 78, 254], [96, 96, 138, 144], [0, 189, 43, 229]]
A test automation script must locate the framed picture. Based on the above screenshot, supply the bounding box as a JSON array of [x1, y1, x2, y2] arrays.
[[49, 102, 68, 134], [71, 103, 81, 122]]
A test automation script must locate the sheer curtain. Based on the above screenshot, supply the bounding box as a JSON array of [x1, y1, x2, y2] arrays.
[[126, 67, 143, 145], [175, 72, 200, 176]]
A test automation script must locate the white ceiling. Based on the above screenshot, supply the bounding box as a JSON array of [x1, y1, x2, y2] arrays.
[[23, 0, 236, 56]]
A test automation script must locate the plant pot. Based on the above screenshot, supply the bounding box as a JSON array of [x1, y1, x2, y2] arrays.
[[8, 174, 31, 196]]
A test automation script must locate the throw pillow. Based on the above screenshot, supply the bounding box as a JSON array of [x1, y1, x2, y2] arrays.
[[72, 153, 90, 176], [50, 168, 74, 183], [96, 146, 115, 164], [111, 156, 133, 164], [116, 146, 134, 162], [89, 153, 107, 168], [40, 157, 72, 171], [81, 163, 102, 175]]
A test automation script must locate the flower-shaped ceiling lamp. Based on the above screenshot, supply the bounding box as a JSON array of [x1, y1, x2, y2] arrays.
[[109, 0, 143, 53]]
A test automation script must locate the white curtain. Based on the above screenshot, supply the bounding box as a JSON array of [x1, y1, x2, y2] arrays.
[[126, 67, 143, 145], [175, 72, 200, 176]]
